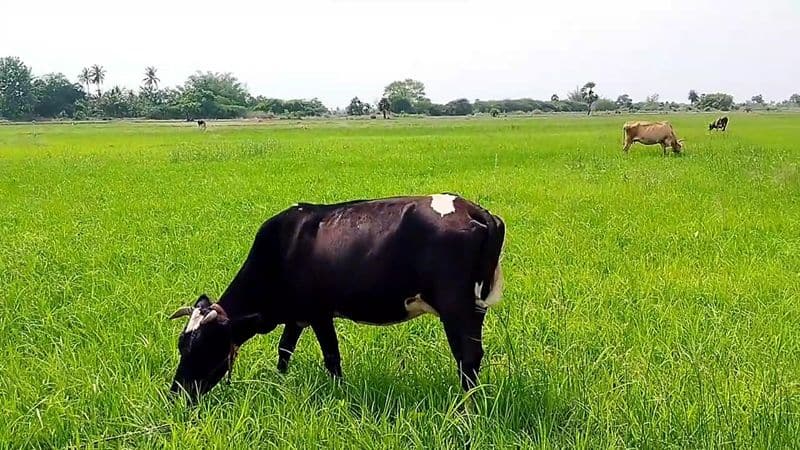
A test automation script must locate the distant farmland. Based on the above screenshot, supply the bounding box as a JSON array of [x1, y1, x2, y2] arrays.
[[1, 114, 798, 448]]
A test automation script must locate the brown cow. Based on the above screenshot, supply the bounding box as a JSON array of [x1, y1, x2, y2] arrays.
[[622, 121, 683, 155]]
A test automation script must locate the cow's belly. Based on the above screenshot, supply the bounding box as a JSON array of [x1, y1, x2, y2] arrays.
[[635, 137, 660, 145], [331, 294, 438, 326]]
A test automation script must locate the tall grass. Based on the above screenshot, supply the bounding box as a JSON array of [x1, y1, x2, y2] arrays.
[[1, 114, 798, 448]]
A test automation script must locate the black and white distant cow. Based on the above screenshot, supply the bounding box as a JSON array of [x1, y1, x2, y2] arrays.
[[196, 120, 207, 130], [168, 194, 506, 400], [709, 116, 728, 131]]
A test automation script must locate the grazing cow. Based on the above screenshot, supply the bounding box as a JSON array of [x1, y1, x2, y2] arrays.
[[196, 120, 207, 130], [622, 121, 684, 155], [709, 116, 728, 131], [168, 194, 506, 400]]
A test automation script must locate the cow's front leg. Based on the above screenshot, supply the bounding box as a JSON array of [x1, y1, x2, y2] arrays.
[[441, 308, 486, 391], [311, 319, 342, 378], [622, 141, 632, 153], [277, 323, 304, 373]]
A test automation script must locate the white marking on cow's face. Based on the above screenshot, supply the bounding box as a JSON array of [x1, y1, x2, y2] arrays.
[[475, 264, 504, 309], [405, 294, 439, 318], [430, 194, 456, 217], [184, 308, 203, 333]]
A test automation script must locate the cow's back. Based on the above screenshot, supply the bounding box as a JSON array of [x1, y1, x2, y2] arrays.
[[625, 121, 674, 144], [265, 195, 501, 323]]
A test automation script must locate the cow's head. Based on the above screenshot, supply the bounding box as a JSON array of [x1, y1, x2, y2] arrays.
[[709, 122, 716, 130], [675, 139, 685, 152], [168, 294, 234, 400]]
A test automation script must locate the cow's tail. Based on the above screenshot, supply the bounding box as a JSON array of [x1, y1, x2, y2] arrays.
[[473, 208, 506, 308], [622, 123, 629, 146]]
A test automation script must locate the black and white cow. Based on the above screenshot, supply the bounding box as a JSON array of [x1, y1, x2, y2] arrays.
[[709, 116, 728, 131], [169, 194, 506, 400]]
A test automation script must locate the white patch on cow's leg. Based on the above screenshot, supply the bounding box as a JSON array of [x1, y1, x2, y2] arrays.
[[474, 264, 504, 309], [430, 194, 456, 217], [184, 308, 203, 332], [405, 294, 439, 318]]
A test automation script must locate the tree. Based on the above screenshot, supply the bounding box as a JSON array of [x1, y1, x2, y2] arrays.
[[751, 94, 764, 104], [346, 96, 366, 115], [32, 73, 84, 117], [616, 94, 632, 109], [580, 82, 599, 115], [444, 98, 473, 116], [177, 71, 251, 119], [551, 94, 559, 102], [78, 67, 92, 95], [383, 79, 426, 102], [90, 64, 106, 97], [688, 90, 700, 105], [790, 94, 800, 106], [0, 57, 34, 120], [383, 79, 427, 113], [427, 103, 445, 116], [645, 93, 660, 104], [142, 66, 160, 90], [389, 97, 413, 114], [377, 97, 390, 119], [698, 93, 734, 111], [567, 86, 583, 102], [98, 86, 139, 118]]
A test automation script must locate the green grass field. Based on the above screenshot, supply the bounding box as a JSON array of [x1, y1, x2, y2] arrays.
[[1, 114, 799, 448]]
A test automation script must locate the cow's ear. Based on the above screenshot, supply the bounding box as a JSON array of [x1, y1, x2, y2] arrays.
[[194, 294, 213, 309]]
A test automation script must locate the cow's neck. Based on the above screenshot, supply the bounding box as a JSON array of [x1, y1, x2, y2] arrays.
[[216, 263, 276, 346]]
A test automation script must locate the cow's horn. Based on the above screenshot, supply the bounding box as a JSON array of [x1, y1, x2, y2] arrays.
[[169, 307, 193, 320], [201, 310, 218, 325]]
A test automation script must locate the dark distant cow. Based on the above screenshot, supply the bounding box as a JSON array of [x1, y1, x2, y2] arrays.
[[709, 116, 728, 131], [196, 120, 207, 130], [168, 194, 506, 400], [622, 121, 684, 155]]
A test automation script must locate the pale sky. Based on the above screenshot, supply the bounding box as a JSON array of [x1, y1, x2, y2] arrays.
[[2, 0, 798, 108]]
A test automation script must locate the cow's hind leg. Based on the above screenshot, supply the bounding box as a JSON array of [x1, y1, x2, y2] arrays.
[[438, 291, 486, 391], [277, 323, 304, 373], [311, 319, 342, 378]]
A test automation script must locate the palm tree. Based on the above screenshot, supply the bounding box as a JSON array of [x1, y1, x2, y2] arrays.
[[90, 64, 106, 97], [581, 82, 598, 115], [142, 66, 160, 90], [78, 67, 92, 95], [688, 90, 700, 105], [378, 97, 391, 119]]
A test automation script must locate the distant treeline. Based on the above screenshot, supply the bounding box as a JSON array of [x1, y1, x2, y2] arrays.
[[1, 56, 799, 121]]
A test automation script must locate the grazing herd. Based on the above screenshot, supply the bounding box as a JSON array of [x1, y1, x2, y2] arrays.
[[621, 115, 729, 155], [168, 115, 730, 401]]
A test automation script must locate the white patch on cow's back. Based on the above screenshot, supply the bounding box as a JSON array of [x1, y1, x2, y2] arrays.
[[475, 264, 504, 309], [405, 294, 439, 318], [430, 194, 456, 217], [185, 308, 203, 332]]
